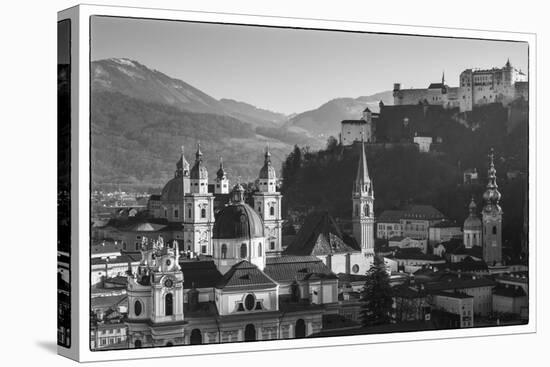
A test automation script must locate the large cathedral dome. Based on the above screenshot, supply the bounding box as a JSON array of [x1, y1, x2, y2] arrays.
[[160, 176, 184, 202], [213, 184, 264, 239]]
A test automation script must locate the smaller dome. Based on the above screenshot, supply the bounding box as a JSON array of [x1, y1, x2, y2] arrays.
[[259, 163, 276, 180], [464, 215, 482, 230]]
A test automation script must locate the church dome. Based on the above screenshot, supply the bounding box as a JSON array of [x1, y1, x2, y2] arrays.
[[213, 185, 264, 239], [464, 198, 481, 230], [463, 215, 482, 230], [160, 176, 183, 202], [259, 163, 276, 180]]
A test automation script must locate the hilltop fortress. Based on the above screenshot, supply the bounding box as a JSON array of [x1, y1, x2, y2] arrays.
[[393, 59, 527, 112]]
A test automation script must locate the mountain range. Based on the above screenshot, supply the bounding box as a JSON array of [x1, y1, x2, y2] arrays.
[[90, 58, 392, 189]]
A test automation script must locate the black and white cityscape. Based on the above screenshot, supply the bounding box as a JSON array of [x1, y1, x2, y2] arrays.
[[88, 16, 529, 350]]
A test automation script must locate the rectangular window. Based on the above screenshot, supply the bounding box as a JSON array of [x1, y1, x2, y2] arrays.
[[201, 245, 207, 254]]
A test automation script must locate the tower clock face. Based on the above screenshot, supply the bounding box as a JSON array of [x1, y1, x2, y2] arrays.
[[164, 278, 174, 288]]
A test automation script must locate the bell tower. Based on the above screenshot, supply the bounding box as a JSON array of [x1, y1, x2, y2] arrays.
[[183, 143, 215, 255], [253, 145, 283, 256], [126, 237, 185, 347], [215, 157, 229, 194], [352, 133, 375, 257], [482, 148, 503, 265]]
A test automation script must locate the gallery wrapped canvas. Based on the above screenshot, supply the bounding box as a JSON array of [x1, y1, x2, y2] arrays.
[[57, 4, 536, 362]]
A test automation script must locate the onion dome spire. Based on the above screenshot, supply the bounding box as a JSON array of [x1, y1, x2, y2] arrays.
[[482, 148, 502, 209], [468, 197, 477, 214], [176, 145, 190, 177], [195, 141, 203, 161], [217, 156, 227, 180], [259, 144, 276, 180], [354, 131, 372, 194], [190, 141, 208, 180]]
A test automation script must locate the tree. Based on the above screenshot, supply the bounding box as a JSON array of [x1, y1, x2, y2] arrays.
[[360, 256, 394, 327]]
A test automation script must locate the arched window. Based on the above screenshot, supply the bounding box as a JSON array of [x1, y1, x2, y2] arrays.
[[295, 319, 306, 338], [166, 342, 173, 347], [134, 300, 142, 316], [188, 207, 192, 219], [221, 244, 227, 259], [240, 243, 247, 258], [201, 208, 206, 218], [244, 324, 256, 341], [492, 226, 497, 235], [258, 242, 262, 257], [165, 293, 173, 316], [270, 206, 275, 216], [134, 339, 142, 348], [364, 204, 370, 216], [190, 329, 202, 345]]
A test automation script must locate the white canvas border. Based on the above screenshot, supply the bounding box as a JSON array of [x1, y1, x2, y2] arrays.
[[58, 4, 537, 362]]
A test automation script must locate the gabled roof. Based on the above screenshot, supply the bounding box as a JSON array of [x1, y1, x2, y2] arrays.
[[180, 259, 223, 289], [377, 210, 404, 223], [265, 256, 336, 283], [378, 206, 446, 222], [91, 253, 140, 266], [91, 295, 127, 310], [433, 258, 488, 273], [392, 284, 425, 299], [284, 211, 359, 256], [493, 284, 527, 298], [424, 275, 496, 292], [91, 241, 122, 255], [216, 260, 277, 291]]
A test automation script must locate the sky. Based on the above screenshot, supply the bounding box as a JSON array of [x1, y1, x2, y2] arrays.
[[91, 16, 528, 115]]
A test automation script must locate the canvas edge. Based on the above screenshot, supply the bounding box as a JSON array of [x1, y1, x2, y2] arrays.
[[58, 3, 538, 362]]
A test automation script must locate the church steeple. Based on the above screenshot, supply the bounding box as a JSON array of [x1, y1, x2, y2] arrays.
[[354, 132, 372, 196], [482, 148, 502, 210], [215, 156, 229, 194], [481, 148, 503, 265], [352, 132, 374, 258]]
